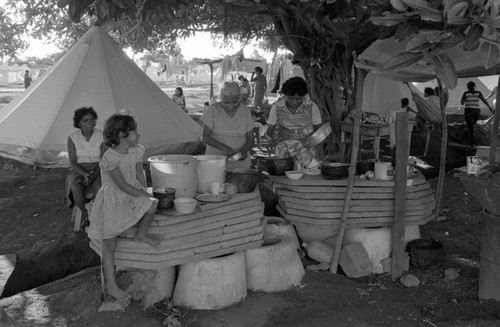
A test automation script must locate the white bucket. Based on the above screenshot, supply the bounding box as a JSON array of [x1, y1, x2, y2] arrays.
[[374, 162, 394, 180], [195, 155, 226, 193], [148, 155, 197, 198], [467, 156, 482, 175]]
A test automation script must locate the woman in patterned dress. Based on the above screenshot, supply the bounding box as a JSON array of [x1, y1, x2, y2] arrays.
[[88, 114, 159, 305]]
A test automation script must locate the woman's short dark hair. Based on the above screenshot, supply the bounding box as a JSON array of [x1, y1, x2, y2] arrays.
[[175, 87, 183, 95], [254, 66, 263, 74], [73, 107, 98, 128], [467, 81, 476, 90], [103, 114, 137, 148], [424, 87, 435, 96], [281, 77, 308, 97]]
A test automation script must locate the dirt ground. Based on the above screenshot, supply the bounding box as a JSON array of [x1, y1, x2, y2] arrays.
[[1, 154, 500, 326]]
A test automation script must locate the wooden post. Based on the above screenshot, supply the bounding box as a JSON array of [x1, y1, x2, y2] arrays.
[[489, 75, 500, 163], [434, 79, 448, 217], [209, 63, 214, 99], [329, 68, 366, 273], [391, 111, 409, 278]]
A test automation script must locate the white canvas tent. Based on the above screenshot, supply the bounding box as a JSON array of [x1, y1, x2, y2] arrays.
[[361, 73, 417, 116], [0, 25, 201, 167]]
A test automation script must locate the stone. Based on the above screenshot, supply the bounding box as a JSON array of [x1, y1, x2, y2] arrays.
[[305, 241, 334, 263], [123, 266, 176, 309], [323, 235, 338, 248], [444, 268, 460, 281], [0, 254, 16, 297], [245, 238, 305, 292], [400, 274, 420, 287], [339, 243, 372, 278]]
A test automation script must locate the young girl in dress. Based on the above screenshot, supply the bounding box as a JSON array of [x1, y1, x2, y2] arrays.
[[88, 114, 159, 304], [173, 87, 187, 113]]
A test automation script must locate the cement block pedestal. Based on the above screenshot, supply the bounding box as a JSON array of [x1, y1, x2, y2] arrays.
[[264, 216, 301, 249], [172, 251, 247, 310], [123, 266, 176, 309], [244, 238, 305, 292], [343, 225, 420, 274]]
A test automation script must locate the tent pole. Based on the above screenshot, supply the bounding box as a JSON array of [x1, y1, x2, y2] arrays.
[[434, 79, 447, 218], [489, 75, 500, 163], [329, 68, 366, 273]]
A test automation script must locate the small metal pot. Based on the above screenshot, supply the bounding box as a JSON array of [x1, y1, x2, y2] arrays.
[[266, 157, 294, 176]]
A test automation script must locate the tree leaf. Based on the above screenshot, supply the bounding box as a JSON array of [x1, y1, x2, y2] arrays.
[[405, 33, 431, 51], [480, 41, 500, 69], [370, 12, 407, 26], [446, 1, 468, 20], [421, 12, 442, 22], [391, 0, 408, 12], [433, 54, 457, 89], [402, 0, 441, 14], [382, 51, 424, 72], [443, 0, 462, 14], [464, 40, 480, 51], [465, 24, 483, 48], [394, 21, 418, 41]]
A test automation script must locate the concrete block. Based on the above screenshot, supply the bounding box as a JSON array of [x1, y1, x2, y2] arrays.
[[123, 266, 176, 309], [343, 225, 420, 273], [339, 243, 372, 278], [245, 238, 305, 292], [173, 251, 247, 310]]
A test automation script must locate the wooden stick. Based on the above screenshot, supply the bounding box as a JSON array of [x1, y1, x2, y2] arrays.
[[489, 75, 500, 163], [329, 68, 366, 273], [391, 111, 409, 278], [434, 79, 448, 217]]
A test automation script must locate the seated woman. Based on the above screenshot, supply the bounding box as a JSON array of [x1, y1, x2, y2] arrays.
[[200, 81, 255, 169], [266, 77, 322, 146], [65, 107, 105, 230]]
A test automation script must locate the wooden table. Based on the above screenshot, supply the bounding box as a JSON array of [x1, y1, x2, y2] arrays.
[[90, 190, 265, 269], [340, 121, 390, 160]]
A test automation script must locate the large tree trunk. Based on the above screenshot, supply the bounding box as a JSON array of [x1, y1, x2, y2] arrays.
[[270, 3, 388, 153]]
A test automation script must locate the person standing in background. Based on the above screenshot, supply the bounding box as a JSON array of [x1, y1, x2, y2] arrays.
[[460, 81, 493, 146], [251, 66, 267, 108], [24, 70, 32, 89]]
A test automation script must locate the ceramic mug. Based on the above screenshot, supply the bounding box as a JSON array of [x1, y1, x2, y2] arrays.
[[210, 182, 224, 196], [224, 183, 237, 195]]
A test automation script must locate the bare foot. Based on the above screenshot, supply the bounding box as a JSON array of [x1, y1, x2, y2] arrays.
[[134, 235, 161, 248], [106, 286, 131, 305]]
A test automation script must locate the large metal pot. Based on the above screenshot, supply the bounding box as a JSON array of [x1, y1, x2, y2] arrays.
[[302, 123, 332, 150]]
